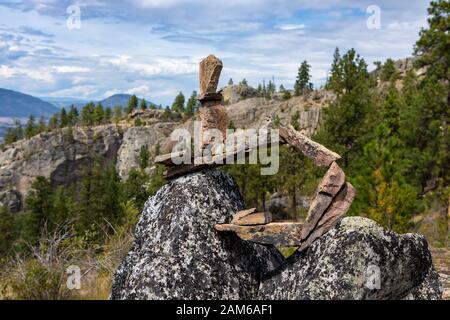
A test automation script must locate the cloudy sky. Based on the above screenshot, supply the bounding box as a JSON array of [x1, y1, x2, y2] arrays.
[[0, 0, 430, 105]]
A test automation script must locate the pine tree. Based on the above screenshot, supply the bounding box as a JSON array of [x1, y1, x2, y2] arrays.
[[59, 107, 68, 128], [37, 116, 46, 133], [294, 60, 311, 96], [0, 206, 15, 256], [138, 146, 150, 170], [185, 91, 198, 117], [93, 103, 104, 124], [25, 115, 36, 139], [125, 95, 138, 114], [314, 48, 375, 168], [140, 99, 148, 110], [113, 106, 122, 123], [68, 105, 79, 125], [81, 102, 95, 126], [326, 47, 342, 91], [171, 92, 185, 113], [411, 0, 450, 192], [380, 58, 399, 82], [48, 115, 59, 130], [24, 176, 53, 241], [228, 78, 234, 85], [240, 79, 248, 86], [104, 107, 112, 122]]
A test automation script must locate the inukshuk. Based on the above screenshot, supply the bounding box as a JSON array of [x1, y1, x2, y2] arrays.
[[155, 54, 356, 252]]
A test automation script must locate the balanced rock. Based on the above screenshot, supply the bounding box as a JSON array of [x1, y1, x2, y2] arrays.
[[259, 217, 442, 300], [199, 55, 223, 98], [110, 169, 283, 300]]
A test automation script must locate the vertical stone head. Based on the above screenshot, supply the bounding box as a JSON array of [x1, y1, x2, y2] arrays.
[[199, 55, 223, 97]]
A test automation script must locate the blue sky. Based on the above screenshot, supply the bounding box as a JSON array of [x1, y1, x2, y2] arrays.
[[0, 0, 430, 105]]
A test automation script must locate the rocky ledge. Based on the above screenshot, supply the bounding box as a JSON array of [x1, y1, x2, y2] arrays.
[[111, 169, 442, 300]]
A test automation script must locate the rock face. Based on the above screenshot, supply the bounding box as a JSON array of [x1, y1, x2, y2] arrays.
[[116, 122, 175, 179], [222, 84, 261, 104], [110, 169, 283, 300], [0, 125, 123, 212], [259, 217, 442, 300]]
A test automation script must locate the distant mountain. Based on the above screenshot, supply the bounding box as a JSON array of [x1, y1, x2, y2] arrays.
[[41, 94, 157, 110], [99, 94, 156, 109], [0, 88, 59, 118], [40, 97, 89, 109]]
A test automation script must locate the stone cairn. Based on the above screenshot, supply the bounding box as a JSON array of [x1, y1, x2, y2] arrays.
[[155, 55, 356, 252]]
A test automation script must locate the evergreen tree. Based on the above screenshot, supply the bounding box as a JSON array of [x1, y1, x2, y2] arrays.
[[138, 146, 150, 170], [267, 80, 276, 98], [68, 105, 79, 125], [104, 107, 112, 122], [60, 107, 69, 128], [411, 0, 450, 192], [228, 78, 234, 85], [0, 206, 15, 256], [171, 92, 185, 113], [24, 176, 53, 241], [25, 115, 36, 139], [140, 99, 148, 111], [37, 116, 46, 133], [314, 48, 375, 168], [294, 60, 311, 96], [81, 102, 95, 126], [414, 0, 450, 96], [48, 115, 59, 130], [185, 91, 198, 117], [120, 169, 151, 211], [326, 48, 342, 91], [93, 103, 104, 124], [113, 106, 122, 123], [125, 95, 138, 114], [380, 58, 399, 82], [240, 79, 248, 86]]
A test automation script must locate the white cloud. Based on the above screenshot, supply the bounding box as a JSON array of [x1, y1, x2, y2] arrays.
[[48, 85, 98, 98], [276, 24, 305, 31], [0, 65, 15, 77], [52, 66, 91, 73], [100, 55, 197, 76], [125, 85, 151, 97]]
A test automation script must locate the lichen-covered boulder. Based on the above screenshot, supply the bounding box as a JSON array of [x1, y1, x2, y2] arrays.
[[110, 169, 283, 300], [259, 217, 442, 300]]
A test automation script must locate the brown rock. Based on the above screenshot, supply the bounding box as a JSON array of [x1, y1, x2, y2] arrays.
[[300, 162, 345, 240], [318, 162, 346, 196], [299, 182, 355, 252], [199, 55, 223, 97], [234, 212, 272, 226], [154, 150, 188, 166], [214, 222, 303, 247], [231, 208, 256, 224], [278, 126, 341, 166], [198, 105, 229, 150]]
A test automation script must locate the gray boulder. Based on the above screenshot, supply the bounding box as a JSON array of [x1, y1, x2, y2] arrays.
[[259, 217, 442, 300], [110, 169, 283, 300]]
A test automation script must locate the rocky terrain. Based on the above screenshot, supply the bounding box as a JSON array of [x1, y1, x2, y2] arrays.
[[0, 87, 329, 212], [111, 169, 442, 300]]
